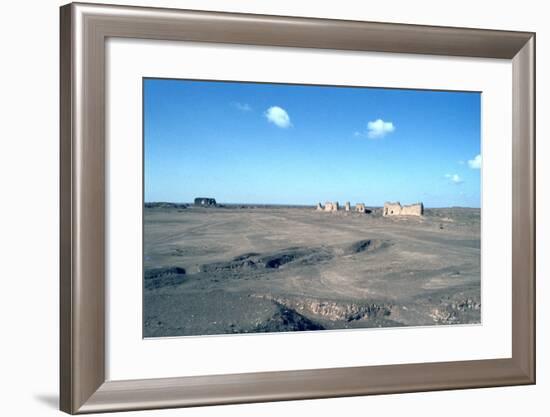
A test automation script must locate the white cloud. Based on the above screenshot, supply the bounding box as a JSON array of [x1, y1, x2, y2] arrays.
[[233, 102, 252, 112], [445, 173, 464, 184], [468, 154, 482, 169], [265, 106, 291, 128], [366, 119, 395, 139], [353, 119, 395, 139]]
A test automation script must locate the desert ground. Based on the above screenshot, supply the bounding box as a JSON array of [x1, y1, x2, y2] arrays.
[[143, 205, 481, 337]]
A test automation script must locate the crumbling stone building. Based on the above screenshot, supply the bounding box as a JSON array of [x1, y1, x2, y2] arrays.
[[383, 201, 424, 217], [324, 201, 339, 212]]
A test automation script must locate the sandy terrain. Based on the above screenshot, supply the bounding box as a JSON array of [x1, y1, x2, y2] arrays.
[[143, 206, 480, 337]]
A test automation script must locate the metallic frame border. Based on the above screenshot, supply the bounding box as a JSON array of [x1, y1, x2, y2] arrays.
[[60, 3, 535, 414]]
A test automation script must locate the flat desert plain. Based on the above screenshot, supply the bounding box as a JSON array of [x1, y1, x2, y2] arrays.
[[143, 206, 481, 337]]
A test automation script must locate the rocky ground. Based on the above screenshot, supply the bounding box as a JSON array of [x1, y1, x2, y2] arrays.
[[143, 206, 481, 337]]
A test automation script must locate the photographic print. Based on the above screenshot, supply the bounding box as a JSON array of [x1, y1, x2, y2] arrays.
[[143, 79, 481, 338]]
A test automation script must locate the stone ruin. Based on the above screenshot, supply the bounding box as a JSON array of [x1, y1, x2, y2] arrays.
[[383, 201, 424, 217], [194, 197, 217, 207], [316, 201, 423, 216], [314, 200, 424, 217], [324, 201, 339, 212], [316, 201, 369, 214], [401, 203, 424, 216]]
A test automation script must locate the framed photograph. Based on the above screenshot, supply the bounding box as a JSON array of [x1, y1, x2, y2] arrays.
[[60, 2, 535, 414]]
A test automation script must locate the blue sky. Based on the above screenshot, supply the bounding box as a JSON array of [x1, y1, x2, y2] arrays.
[[144, 79, 481, 207]]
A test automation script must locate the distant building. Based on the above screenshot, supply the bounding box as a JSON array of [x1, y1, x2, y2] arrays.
[[355, 203, 366, 213], [324, 201, 339, 212], [316, 201, 372, 214], [383, 202, 424, 217], [194, 197, 217, 207]]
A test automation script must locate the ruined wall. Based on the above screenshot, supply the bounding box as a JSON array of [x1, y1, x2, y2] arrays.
[[401, 203, 424, 216], [383, 202, 423, 216], [324, 201, 339, 212], [383, 202, 402, 216], [316, 201, 371, 213]]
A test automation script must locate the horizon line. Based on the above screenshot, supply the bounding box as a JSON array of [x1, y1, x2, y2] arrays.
[[144, 201, 480, 209]]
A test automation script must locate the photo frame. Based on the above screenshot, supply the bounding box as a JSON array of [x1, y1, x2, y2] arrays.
[[60, 2, 535, 414]]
